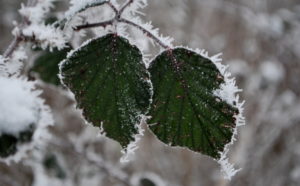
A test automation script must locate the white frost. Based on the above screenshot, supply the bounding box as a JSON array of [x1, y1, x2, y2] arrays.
[[0, 77, 53, 162], [17, 0, 67, 50], [0, 47, 27, 77], [21, 24, 67, 50], [120, 115, 148, 163], [19, 0, 56, 24], [0, 77, 38, 135], [65, 0, 106, 20], [173, 47, 246, 179]]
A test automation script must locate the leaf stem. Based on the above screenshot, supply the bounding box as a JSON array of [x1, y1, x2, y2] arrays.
[[119, 18, 170, 49], [74, 0, 171, 49]]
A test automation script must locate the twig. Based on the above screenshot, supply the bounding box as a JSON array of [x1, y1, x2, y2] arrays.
[[73, 19, 114, 31], [3, 36, 23, 58], [107, 1, 118, 15], [119, 0, 134, 17], [74, 0, 171, 49], [119, 18, 170, 49], [2, 0, 31, 58]]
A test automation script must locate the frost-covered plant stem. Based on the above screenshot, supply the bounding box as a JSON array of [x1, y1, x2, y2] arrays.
[[73, 0, 170, 49], [3, 36, 23, 58]]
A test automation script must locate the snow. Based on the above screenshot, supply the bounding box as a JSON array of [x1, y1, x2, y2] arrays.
[[0, 77, 38, 136], [0, 76, 53, 162]]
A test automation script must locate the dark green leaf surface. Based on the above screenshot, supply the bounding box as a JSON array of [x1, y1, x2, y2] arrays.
[[61, 34, 152, 147], [32, 48, 71, 86], [148, 48, 238, 159]]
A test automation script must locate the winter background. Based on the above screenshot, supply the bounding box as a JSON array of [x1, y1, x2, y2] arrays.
[[0, 0, 300, 186]]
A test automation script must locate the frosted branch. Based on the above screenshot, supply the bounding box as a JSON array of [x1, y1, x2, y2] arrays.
[[73, 19, 114, 31], [119, 18, 170, 49], [119, 0, 134, 16]]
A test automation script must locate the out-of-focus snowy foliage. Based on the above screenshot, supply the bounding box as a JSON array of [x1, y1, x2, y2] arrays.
[[16, 0, 67, 50], [0, 76, 53, 162], [0, 0, 299, 186]]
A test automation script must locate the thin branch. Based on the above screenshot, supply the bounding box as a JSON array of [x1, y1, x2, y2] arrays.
[[3, 36, 23, 58], [119, 0, 134, 17], [107, 1, 118, 15], [119, 18, 170, 49], [73, 19, 114, 31]]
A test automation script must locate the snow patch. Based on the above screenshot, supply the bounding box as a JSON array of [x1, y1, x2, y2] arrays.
[[0, 77, 53, 162], [0, 77, 38, 135]]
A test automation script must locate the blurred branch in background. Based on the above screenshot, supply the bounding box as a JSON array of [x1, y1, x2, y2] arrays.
[[0, 0, 299, 185]]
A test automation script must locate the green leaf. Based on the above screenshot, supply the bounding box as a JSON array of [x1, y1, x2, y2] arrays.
[[148, 48, 238, 159], [60, 34, 152, 147], [31, 47, 71, 86]]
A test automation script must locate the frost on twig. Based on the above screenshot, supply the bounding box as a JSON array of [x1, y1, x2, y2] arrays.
[[16, 0, 67, 50], [120, 0, 174, 50], [64, 0, 107, 21], [20, 24, 67, 50]]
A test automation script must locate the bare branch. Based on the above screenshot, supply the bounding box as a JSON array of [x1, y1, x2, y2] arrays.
[[73, 19, 114, 31], [119, 18, 170, 49]]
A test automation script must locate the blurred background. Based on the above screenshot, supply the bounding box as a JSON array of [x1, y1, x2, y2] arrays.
[[0, 0, 300, 186]]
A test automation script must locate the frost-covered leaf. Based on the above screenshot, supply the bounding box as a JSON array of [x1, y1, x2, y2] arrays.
[[60, 34, 152, 147], [148, 48, 239, 159], [31, 47, 71, 86]]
